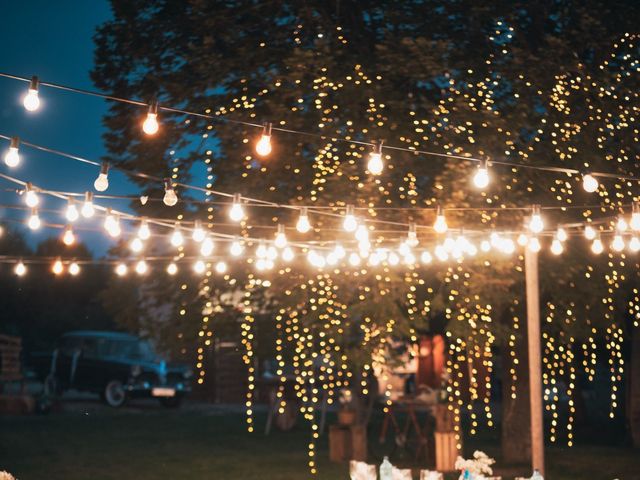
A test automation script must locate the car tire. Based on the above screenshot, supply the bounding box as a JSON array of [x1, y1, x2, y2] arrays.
[[159, 395, 183, 409], [43, 374, 61, 397], [103, 380, 127, 408]]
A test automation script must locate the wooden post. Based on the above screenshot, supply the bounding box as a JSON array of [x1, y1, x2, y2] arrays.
[[525, 247, 545, 475]]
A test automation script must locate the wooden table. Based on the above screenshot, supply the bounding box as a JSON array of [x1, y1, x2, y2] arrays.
[[378, 400, 435, 461]]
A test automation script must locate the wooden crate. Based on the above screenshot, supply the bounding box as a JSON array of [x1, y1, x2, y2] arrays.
[[329, 424, 367, 462], [434, 404, 456, 432], [435, 432, 460, 472]]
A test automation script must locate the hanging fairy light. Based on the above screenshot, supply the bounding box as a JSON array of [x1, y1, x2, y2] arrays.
[[93, 162, 110, 192], [631, 202, 640, 231], [616, 215, 628, 233], [433, 206, 448, 234], [582, 173, 599, 193], [266, 245, 278, 260], [367, 140, 384, 175], [215, 261, 227, 274], [556, 227, 568, 242], [255, 123, 273, 156], [52, 258, 64, 275], [550, 236, 564, 255], [517, 232, 529, 247], [611, 233, 625, 252], [193, 259, 206, 274], [388, 252, 400, 266], [27, 208, 41, 230], [170, 223, 184, 247], [355, 224, 369, 243], [256, 240, 268, 259], [230, 237, 244, 257], [348, 252, 361, 266], [115, 263, 128, 276], [130, 237, 144, 253], [24, 183, 39, 208], [229, 193, 245, 222], [62, 225, 75, 246], [333, 244, 346, 259], [274, 224, 288, 248], [296, 207, 312, 233], [142, 99, 159, 135], [69, 262, 80, 276], [480, 239, 491, 252], [135, 259, 148, 275], [406, 223, 419, 247], [15, 260, 26, 276], [65, 198, 79, 222], [163, 178, 178, 206], [4, 137, 20, 167], [420, 250, 432, 264], [138, 218, 151, 240], [166, 262, 178, 275], [104, 210, 121, 237], [23, 76, 40, 112], [528, 236, 541, 253], [591, 235, 604, 254], [528, 205, 544, 234], [629, 236, 640, 253], [343, 205, 358, 232], [200, 237, 214, 256], [473, 159, 490, 189], [584, 224, 597, 240], [81, 192, 95, 218], [192, 220, 206, 242]]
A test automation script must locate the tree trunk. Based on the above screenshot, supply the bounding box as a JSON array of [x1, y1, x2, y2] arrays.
[[629, 324, 640, 447]]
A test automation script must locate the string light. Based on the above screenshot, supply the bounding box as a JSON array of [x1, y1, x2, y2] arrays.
[[130, 237, 144, 253], [406, 223, 419, 247], [551, 236, 564, 255], [4, 137, 20, 167], [215, 261, 227, 274], [556, 227, 568, 242], [81, 192, 95, 218], [163, 178, 178, 206], [591, 235, 604, 254], [115, 263, 128, 276], [192, 220, 206, 242], [170, 223, 184, 247], [65, 199, 79, 222], [282, 246, 295, 262], [611, 234, 625, 252], [528, 236, 541, 253], [255, 123, 272, 156], [473, 159, 490, 189], [433, 206, 448, 234], [135, 259, 148, 275], [584, 225, 597, 240], [23, 76, 40, 112], [166, 262, 178, 275], [69, 262, 80, 276], [529, 205, 544, 234], [27, 208, 41, 230], [52, 258, 64, 275], [342, 205, 357, 232], [200, 237, 214, 256], [142, 99, 159, 135], [93, 162, 109, 192], [274, 224, 288, 248], [582, 173, 599, 193], [24, 183, 39, 208], [296, 207, 312, 233], [14, 260, 26, 276], [193, 259, 206, 274], [420, 250, 432, 264], [616, 215, 628, 233], [629, 236, 640, 253], [230, 237, 244, 256], [355, 224, 369, 243], [631, 203, 640, 231], [229, 193, 245, 222], [367, 140, 384, 175], [62, 225, 75, 246], [138, 218, 151, 240], [104, 210, 121, 237]]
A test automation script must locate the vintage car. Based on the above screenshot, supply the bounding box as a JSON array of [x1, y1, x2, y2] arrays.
[[32, 331, 192, 408]]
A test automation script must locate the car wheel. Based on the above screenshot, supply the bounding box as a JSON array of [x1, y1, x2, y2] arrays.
[[103, 380, 127, 408], [159, 395, 183, 409], [43, 374, 61, 397]]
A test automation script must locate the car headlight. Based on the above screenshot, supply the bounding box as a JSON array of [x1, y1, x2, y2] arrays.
[[130, 365, 142, 377]]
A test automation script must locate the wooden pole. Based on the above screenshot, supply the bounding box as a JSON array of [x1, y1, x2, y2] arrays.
[[525, 246, 545, 475]]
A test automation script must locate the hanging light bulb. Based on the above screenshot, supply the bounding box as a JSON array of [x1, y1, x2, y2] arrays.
[[200, 237, 214, 256], [528, 236, 541, 253], [433, 206, 448, 234], [388, 252, 400, 266], [65, 198, 79, 222], [480, 239, 491, 252], [266, 245, 278, 260], [93, 162, 110, 192], [582, 173, 599, 193], [584, 224, 596, 240], [166, 262, 178, 275], [193, 259, 206, 274], [556, 227, 568, 242], [229, 193, 245, 222], [355, 224, 369, 242], [14, 260, 26, 276], [130, 237, 144, 253], [142, 99, 159, 135], [103, 210, 121, 237], [517, 232, 529, 247], [343, 205, 357, 232], [170, 223, 184, 247], [52, 258, 64, 275], [629, 236, 640, 253], [611, 233, 625, 252], [367, 140, 384, 175], [81, 192, 95, 218], [192, 220, 206, 242], [296, 207, 312, 233], [333, 244, 346, 259], [528, 205, 544, 234], [255, 123, 272, 156], [434, 245, 449, 262], [274, 224, 288, 248], [138, 218, 151, 240], [69, 262, 80, 276], [23, 76, 40, 112], [4, 137, 20, 167], [631, 202, 640, 231], [115, 263, 128, 276], [616, 215, 628, 233], [135, 259, 148, 275], [24, 183, 39, 208], [591, 235, 604, 254], [215, 261, 227, 274], [62, 225, 75, 246], [27, 208, 41, 230], [163, 178, 178, 207], [282, 246, 295, 262], [230, 238, 244, 257], [420, 250, 432, 264], [473, 159, 490, 189], [256, 241, 268, 259], [398, 241, 411, 257], [550, 236, 564, 255], [406, 223, 419, 247], [348, 252, 361, 266]]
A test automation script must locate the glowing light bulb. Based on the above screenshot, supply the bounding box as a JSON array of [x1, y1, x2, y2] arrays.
[[15, 261, 26, 276], [24, 184, 39, 208], [52, 258, 64, 275], [274, 224, 288, 248], [388, 252, 400, 266], [93, 163, 109, 192], [435, 245, 449, 261], [406, 223, 419, 247], [135, 259, 148, 275], [556, 227, 568, 242], [163, 178, 178, 206], [130, 237, 144, 253], [473, 159, 490, 188], [296, 207, 312, 233], [612, 234, 625, 252], [23, 76, 40, 112], [192, 220, 206, 242], [343, 205, 357, 232], [138, 218, 151, 240], [255, 123, 272, 156], [398, 242, 411, 257], [584, 225, 596, 240], [170, 224, 184, 247], [200, 237, 214, 256], [528, 236, 541, 253], [551, 237, 564, 255], [334, 244, 346, 259], [166, 262, 178, 275], [256, 241, 268, 259], [27, 209, 41, 230], [591, 237, 604, 254], [420, 250, 432, 264], [616, 216, 628, 232], [4, 137, 20, 167], [69, 262, 80, 276], [229, 193, 245, 221], [517, 232, 529, 247], [266, 246, 278, 260], [582, 173, 599, 193], [433, 206, 448, 234], [631, 203, 640, 231], [62, 226, 75, 246], [193, 260, 206, 274], [230, 238, 244, 257], [348, 252, 361, 266], [481, 240, 491, 252], [65, 199, 79, 222], [81, 192, 95, 218], [104, 210, 121, 237], [629, 236, 640, 253], [355, 224, 369, 243], [500, 238, 516, 255], [529, 205, 544, 233], [142, 100, 159, 135], [367, 141, 383, 175], [115, 263, 128, 276], [215, 261, 227, 274]]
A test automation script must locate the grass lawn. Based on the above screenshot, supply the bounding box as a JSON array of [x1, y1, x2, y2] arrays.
[[1, 401, 639, 479]]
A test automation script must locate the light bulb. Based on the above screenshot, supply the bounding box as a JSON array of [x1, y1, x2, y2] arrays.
[[611, 234, 625, 252], [65, 199, 79, 222], [200, 237, 214, 256], [193, 259, 206, 274], [481, 240, 491, 252], [582, 173, 599, 193], [398, 242, 411, 257], [529, 206, 544, 233], [348, 252, 361, 266], [629, 236, 640, 253], [407, 223, 419, 247], [433, 206, 448, 234], [551, 238, 564, 255], [52, 258, 64, 275], [166, 263, 178, 275], [170, 224, 184, 247], [62, 226, 75, 246], [215, 261, 227, 274], [163, 178, 178, 206], [355, 224, 369, 242], [631, 203, 640, 231], [15, 261, 26, 276], [327, 251, 340, 266], [501, 238, 516, 255], [230, 238, 244, 257], [4, 137, 20, 167], [81, 192, 95, 218], [229, 193, 245, 221], [23, 76, 40, 112], [388, 252, 400, 266], [473, 160, 490, 188], [94, 163, 109, 192], [528, 236, 541, 253], [584, 225, 596, 240], [138, 219, 151, 240], [420, 250, 432, 264], [343, 205, 357, 232], [333, 244, 346, 259], [274, 224, 288, 248], [27, 209, 41, 230], [256, 241, 268, 259], [130, 237, 144, 253], [135, 260, 148, 275], [367, 141, 383, 175], [142, 101, 159, 135], [296, 207, 312, 233], [192, 220, 206, 242], [591, 237, 604, 254], [24, 184, 39, 208], [115, 263, 128, 276], [104, 211, 121, 237], [255, 123, 272, 156], [435, 245, 449, 261], [556, 227, 568, 242], [69, 262, 80, 276], [517, 232, 529, 247], [266, 246, 278, 260], [616, 216, 628, 232]]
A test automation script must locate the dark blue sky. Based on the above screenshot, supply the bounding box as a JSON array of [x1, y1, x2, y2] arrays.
[[0, 0, 135, 255]]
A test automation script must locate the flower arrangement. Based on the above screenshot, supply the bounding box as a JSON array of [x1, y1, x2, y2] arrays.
[[454, 450, 495, 479], [0, 471, 16, 480]]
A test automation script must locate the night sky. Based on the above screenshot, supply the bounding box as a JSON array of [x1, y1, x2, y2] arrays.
[[0, 0, 133, 255]]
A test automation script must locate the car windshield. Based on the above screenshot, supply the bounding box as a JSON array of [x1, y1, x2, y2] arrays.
[[108, 339, 157, 361]]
